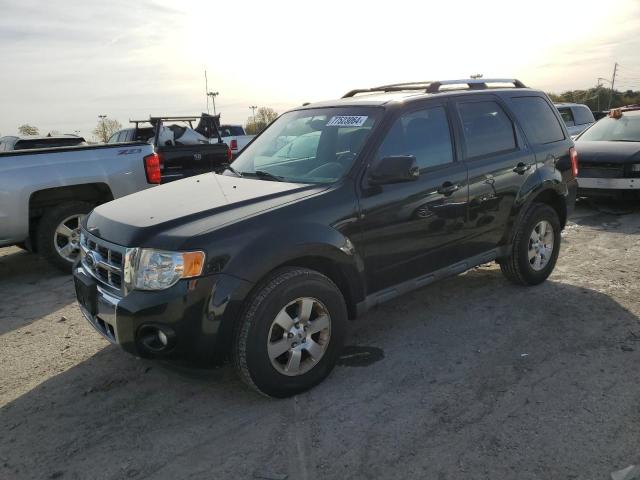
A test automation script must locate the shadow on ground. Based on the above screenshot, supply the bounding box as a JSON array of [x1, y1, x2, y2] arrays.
[[572, 197, 640, 233], [0, 248, 75, 335], [2, 267, 639, 480]]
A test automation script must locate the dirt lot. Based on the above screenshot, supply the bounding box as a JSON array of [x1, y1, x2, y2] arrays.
[[2, 200, 640, 480]]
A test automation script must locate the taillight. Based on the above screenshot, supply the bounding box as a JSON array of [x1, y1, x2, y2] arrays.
[[227, 147, 233, 162], [569, 147, 579, 178], [230, 139, 238, 151], [144, 153, 162, 184]]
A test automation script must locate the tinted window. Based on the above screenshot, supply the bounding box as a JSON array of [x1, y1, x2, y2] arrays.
[[510, 96, 565, 144], [458, 101, 516, 158], [219, 125, 245, 137], [14, 138, 85, 150], [117, 131, 129, 142], [573, 106, 595, 125], [558, 107, 575, 126], [107, 132, 119, 143], [376, 106, 454, 169]]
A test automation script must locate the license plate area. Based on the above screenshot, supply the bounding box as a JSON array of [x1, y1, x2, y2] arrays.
[[75, 271, 97, 316]]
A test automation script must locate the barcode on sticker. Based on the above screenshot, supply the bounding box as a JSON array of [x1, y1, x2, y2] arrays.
[[326, 116, 368, 127]]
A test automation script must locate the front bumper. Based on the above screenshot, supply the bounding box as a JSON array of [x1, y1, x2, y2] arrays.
[[73, 262, 253, 362], [578, 177, 640, 190]]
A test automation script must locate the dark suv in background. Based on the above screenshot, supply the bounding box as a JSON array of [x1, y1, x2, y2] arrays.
[[74, 78, 578, 397]]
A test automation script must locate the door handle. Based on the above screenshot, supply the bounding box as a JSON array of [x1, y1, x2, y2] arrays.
[[513, 162, 532, 175], [437, 182, 460, 195]]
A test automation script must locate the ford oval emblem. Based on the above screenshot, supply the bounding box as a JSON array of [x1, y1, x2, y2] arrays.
[[85, 251, 98, 269]]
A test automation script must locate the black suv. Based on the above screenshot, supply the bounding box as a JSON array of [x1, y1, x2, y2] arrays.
[[74, 78, 578, 397]]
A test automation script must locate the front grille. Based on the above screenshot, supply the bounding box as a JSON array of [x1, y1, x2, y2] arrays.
[[580, 164, 624, 179], [80, 231, 126, 293]]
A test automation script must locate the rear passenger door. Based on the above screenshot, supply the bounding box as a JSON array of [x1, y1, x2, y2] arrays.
[[506, 94, 572, 190], [451, 95, 536, 255]]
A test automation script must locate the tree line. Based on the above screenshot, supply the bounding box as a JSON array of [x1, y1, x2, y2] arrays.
[[12, 119, 122, 142], [547, 88, 640, 112], [15, 89, 638, 142]]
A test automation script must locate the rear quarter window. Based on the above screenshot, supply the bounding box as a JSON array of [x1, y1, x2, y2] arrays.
[[573, 106, 595, 126], [510, 96, 565, 144]]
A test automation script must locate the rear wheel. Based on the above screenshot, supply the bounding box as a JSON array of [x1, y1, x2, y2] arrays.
[[233, 267, 347, 398], [500, 203, 561, 286], [37, 201, 92, 273]]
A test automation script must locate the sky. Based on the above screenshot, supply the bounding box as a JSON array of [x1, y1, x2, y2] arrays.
[[1, 0, 639, 139]]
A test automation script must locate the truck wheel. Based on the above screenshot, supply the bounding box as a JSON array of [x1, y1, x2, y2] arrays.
[[234, 267, 347, 398], [37, 201, 92, 273], [500, 203, 561, 286]]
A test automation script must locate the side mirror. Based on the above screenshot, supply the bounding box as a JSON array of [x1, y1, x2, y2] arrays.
[[368, 155, 419, 185]]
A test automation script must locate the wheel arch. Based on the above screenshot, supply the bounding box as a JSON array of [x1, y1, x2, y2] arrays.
[[222, 224, 367, 321], [276, 255, 362, 320], [503, 182, 568, 248], [27, 183, 113, 251]]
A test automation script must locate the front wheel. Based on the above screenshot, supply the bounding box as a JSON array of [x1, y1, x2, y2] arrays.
[[500, 203, 561, 286], [233, 267, 347, 398]]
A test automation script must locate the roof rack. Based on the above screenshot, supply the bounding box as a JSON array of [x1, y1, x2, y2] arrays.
[[342, 78, 527, 98], [129, 114, 221, 128]]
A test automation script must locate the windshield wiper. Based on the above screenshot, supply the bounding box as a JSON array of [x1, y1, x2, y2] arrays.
[[251, 170, 285, 182], [222, 163, 243, 177]]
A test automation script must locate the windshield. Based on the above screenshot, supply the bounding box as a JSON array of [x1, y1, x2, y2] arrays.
[[578, 114, 640, 142], [228, 107, 381, 183]]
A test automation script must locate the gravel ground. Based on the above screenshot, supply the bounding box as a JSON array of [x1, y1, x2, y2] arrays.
[[2, 200, 640, 480]]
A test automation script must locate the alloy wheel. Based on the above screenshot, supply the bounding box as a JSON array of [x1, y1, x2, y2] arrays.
[[267, 297, 331, 376], [528, 220, 554, 271], [54, 214, 85, 263]]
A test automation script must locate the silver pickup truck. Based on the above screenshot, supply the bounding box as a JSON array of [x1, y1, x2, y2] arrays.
[[0, 142, 158, 271]]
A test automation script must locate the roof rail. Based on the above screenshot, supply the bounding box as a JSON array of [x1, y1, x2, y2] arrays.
[[342, 78, 527, 98], [425, 78, 526, 93]]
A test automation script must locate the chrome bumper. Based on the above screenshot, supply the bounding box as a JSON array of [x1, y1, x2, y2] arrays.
[[578, 177, 640, 190]]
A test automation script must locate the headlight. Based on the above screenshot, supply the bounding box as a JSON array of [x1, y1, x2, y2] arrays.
[[124, 248, 205, 291], [631, 164, 640, 172]]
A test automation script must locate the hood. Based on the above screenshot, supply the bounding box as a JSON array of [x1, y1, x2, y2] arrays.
[[86, 173, 324, 247], [574, 140, 640, 164]]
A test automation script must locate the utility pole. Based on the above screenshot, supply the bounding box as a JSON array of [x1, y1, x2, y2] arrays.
[[204, 70, 210, 114], [249, 105, 257, 127], [207, 91, 219, 115], [607, 62, 618, 110]]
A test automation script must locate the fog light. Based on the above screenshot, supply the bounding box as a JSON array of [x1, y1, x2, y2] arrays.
[[137, 324, 175, 353]]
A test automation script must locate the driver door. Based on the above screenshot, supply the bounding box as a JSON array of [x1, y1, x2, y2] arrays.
[[355, 101, 469, 293]]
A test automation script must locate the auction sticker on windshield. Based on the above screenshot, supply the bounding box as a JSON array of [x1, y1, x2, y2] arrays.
[[326, 116, 368, 127]]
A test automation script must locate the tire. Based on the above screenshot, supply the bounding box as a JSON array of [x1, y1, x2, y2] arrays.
[[233, 267, 348, 398], [37, 201, 93, 273], [500, 203, 561, 286]]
